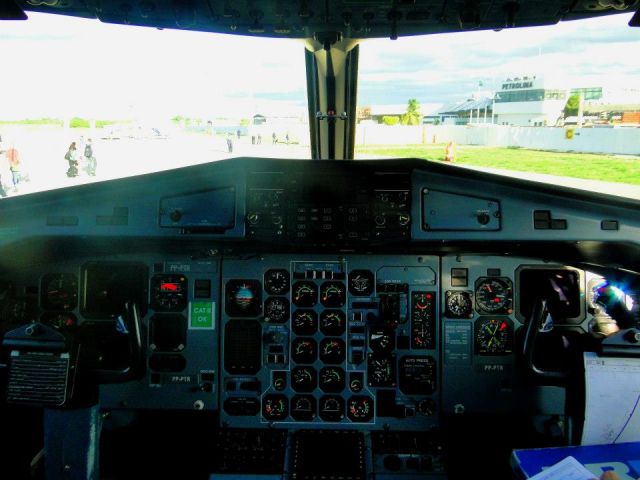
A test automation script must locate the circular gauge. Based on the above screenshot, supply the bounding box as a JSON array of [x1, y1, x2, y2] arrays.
[[226, 280, 262, 317], [262, 394, 288, 421], [411, 322, 433, 349], [320, 338, 346, 364], [349, 376, 363, 393], [291, 395, 316, 421], [347, 396, 374, 422], [319, 366, 345, 393], [475, 317, 513, 355], [369, 328, 395, 354], [292, 366, 317, 392], [41, 312, 77, 332], [151, 274, 187, 312], [475, 278, 513, 314], [320, 310, 346, 336], [367, 354, 396, 387], [417, 399, 437, 416], [319, 395, 345, 422], [292, 338, 317, 364], [264, 297, 290, 323], [446, 290, 473, 318], [320, 281, 346, 307], [41, 273, 78, 311], [292, 281, 318, 307], [349, 270, 374, 296], [264, 269, 290, 295], [292, 310, 317, 335]]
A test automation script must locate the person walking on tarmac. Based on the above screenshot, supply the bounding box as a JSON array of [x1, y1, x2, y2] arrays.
[[6, 142, 21, 190], [84, 138, 96, 176], [65, 142, 79, 177], [226, 134, 233, 153]]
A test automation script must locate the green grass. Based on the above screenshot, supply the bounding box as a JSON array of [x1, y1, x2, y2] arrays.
[[0, 118, 63, 126], [355, 144, 640, 185]]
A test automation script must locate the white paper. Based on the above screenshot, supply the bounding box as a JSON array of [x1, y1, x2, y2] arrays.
[[529, 456, 596, 480], [582, 352, 640, 445]]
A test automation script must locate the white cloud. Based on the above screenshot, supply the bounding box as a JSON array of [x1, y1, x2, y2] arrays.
[[358, 12, 640, 104], [1, 11, 639, 117]]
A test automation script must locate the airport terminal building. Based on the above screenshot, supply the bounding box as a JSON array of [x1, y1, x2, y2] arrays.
[[493, 76, 567, 126], [492, 77, 640, 126]]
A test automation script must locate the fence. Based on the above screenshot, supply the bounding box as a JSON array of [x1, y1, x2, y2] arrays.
[[354, 124, 640, 156]]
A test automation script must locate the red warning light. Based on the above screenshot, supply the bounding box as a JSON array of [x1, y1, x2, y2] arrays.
[[500, 321, 507, 331]]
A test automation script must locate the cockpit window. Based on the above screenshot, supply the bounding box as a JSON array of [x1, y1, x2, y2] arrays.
[[355, 12, 640, 199], [0, 12, 308, 197]]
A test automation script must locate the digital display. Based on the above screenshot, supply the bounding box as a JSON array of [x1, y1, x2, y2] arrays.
[[82, 262, 148, 319], [151, 274, 188, 312], [519, 269, 581, 323], [160, 282, 181, 293]]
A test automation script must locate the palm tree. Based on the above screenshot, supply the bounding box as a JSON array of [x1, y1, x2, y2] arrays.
[[402, 99, 422, 125]]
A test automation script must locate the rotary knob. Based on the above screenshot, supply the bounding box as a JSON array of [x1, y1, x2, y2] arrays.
[[246, 212, 259, 225], [374, 214, 386, 226]]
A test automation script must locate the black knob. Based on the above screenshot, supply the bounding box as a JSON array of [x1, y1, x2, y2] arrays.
[[170, 210, 182, 222], [477, 212, 491, 225], [247, 212, 259, 225], [624, 330, 640, 344], [374, 214, 386, 226]]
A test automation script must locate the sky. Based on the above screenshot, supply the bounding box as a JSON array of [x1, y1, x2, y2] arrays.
[[0, 11, 639, 119]]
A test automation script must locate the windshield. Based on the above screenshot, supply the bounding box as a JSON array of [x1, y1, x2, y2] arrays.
[[1, 12, 639, 198], [355, 12, 640, 199]]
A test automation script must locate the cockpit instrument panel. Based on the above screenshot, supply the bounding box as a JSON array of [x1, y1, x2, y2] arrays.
[[220, 255, 440, 430]]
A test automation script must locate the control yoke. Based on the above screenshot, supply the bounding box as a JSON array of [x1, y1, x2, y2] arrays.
[[522, 299, 569, 383], [87, 301, 145, 384], [1, 301, 145, 408]]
